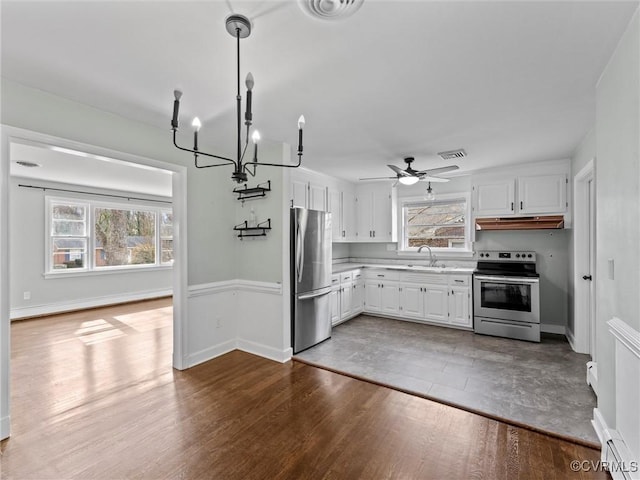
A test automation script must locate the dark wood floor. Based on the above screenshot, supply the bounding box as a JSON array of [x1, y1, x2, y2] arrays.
[[1, 299, 608, 479]]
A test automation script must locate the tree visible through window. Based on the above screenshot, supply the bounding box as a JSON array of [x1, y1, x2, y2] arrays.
[[403, 199, 467, 249], [94, 208, 156, 267], [47, 197, 173, 273]]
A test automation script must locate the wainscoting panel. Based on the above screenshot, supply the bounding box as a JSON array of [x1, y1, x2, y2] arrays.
[[603, 317, 640, 479], [187, 280, 290, 367]]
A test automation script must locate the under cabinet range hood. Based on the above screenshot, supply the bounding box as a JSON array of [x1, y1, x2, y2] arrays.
[[475, 215, 564, 231]]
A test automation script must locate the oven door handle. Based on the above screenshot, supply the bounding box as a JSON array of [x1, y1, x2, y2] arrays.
[[474, 275, 539, 284]]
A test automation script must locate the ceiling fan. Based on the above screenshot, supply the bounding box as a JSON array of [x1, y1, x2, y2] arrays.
[[360, 157, 459, 185]]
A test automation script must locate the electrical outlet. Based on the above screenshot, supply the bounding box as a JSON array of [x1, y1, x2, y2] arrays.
[[23, 291, 31, 300]]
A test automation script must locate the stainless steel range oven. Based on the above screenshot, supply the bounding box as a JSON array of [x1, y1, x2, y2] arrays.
[[473, 250, 540, 342]]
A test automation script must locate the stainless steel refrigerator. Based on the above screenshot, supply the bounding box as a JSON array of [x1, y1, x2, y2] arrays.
[[291, 207, 332, 354]]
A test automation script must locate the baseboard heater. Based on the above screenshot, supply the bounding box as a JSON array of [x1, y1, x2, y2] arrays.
[[603, 431, 636, 480], [475, 215, 564, 231]]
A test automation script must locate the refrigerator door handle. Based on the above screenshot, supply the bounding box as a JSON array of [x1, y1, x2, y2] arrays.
[[298, 287, 332, 300], [296, 221, 305, 283]]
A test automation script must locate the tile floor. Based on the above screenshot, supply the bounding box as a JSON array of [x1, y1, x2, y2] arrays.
[[295, 314, 599, 444]]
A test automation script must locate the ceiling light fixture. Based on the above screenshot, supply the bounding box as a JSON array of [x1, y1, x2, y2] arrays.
[[425, 182, 435, 201], [170, 14, 305, 183], [298, 0, 365, 20], [398, 176, 419, 186]]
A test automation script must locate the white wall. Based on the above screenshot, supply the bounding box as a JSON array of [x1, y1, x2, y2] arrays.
[[474, 229, 570, 331], [594, 7, 640, 431], [1, 79, 294, 439], [8, 177, 173, 318]]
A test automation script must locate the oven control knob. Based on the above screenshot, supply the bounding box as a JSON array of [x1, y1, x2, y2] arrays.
[[479, 253, 484, 257], [528, 254, 532, 258], [515, 253, 520, 258]]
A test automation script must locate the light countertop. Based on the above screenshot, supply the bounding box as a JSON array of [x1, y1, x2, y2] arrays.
[[332, 263, 474, 275]]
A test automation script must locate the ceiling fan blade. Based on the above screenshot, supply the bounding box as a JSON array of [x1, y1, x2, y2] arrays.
[[388, 165, 409, 176], [359, 176, 397, 181], [415, 165, 459, 176], [420, 176, 450, 183]]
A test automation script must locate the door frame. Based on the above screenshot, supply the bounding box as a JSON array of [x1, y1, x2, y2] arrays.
[[0, 125, 189, 440], [571, 158, 595, 354]]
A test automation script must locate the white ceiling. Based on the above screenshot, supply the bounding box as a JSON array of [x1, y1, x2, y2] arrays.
[[9, 142, 173, 198], [2, 1, 638, 184]]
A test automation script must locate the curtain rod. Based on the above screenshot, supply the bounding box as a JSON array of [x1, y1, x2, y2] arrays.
[[17, 184, 173, 205]]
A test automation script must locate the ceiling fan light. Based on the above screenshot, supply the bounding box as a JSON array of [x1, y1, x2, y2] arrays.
[[399, 176, 419, 185]]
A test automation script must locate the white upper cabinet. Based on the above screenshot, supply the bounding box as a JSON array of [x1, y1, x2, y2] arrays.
[[474, 179, 516, 216], [517, 174, 567, 215], [328, 187, 357, 242], [473, 162, 569, 219], [355, 183, 396, 242], [290, 171, 327, 211]]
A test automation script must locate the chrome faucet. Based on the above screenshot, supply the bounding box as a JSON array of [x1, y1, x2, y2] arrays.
[[417, 245, 437, 267]]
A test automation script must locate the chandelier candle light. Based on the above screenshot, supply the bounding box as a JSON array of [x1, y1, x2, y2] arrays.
[[170, 14, 305, 183]]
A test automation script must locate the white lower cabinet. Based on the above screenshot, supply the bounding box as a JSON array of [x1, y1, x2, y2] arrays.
[[332, 269, 364, 326], [363, 270, 473, 330], [340, 280, 353, 320], [423, 284, 448, 323]]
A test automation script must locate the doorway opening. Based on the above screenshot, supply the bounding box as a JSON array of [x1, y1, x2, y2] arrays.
[[572, 159, 597, 390], [1, 126, 188, 441]]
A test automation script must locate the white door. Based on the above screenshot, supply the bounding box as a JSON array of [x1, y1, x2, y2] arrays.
[[449, 286, 471, 327], [474, 180, 515, 216], [330, 287, 340, 325], [371, 190, 392, 241], [588, 178, 596, 358], [309, 183, 327, 211], [364, 280, 381, 312], [380, 281, 400, 315], [291, 179, 308, 208], [400, 284, 423, 319], [340, 282, 353, 320], [353, 281, 364, 314], [423, 285, 448, 323], [517, 174, 567, 214], [328, 189, 342, 241]]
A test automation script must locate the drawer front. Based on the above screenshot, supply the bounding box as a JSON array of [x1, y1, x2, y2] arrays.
[[449, 275, 470, 286], [331, 274, 340, 286], [401, 272, 447, 285], [340, 272, 353, 283], [365, 269, 401, 281]]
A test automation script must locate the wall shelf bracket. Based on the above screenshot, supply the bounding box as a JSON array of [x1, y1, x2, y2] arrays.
[[234, 218, 272, 239], [233, 180, 271, 202]]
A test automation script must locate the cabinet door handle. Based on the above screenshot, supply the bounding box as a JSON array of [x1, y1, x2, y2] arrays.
[[520, 201, 523, 210], [373, 231, 376, 238], [454, 279, 464, 283], [511, 202, 514, 211], [342, 230, 345, 237]]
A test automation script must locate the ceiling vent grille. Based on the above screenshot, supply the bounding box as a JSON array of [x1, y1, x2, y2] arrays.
[[438, 149, 466, 160], [298, 0, 365, 20]]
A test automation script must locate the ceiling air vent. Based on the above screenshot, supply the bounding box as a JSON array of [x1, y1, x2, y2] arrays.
[[438, 149, 466, 161]]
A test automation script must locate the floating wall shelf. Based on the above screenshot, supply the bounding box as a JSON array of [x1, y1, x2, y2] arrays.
[[234, 218, 272, 239], [233, 180, 271, 201]]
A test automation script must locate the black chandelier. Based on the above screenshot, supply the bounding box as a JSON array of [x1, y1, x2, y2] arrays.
[[170, 14, 305, 183]]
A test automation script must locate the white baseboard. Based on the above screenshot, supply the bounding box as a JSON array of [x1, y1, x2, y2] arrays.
[[592, 407, 607, 445], [237, 338, 292, 363], [0, 415, 9, 440], [541, 323, 566, 335], [587, 361, 598, 396], [10, 288, 172, 320], [186, 339, 236, 368]]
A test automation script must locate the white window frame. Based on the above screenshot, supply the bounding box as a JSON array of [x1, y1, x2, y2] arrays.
[[397, 192, 472, 256], [46, 198, 91, 273], [45, 195, 173, 278]]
